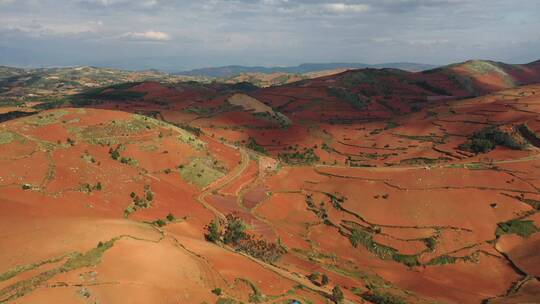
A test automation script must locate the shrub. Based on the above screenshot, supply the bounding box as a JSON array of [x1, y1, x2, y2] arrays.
[[332, 286, 344, 303], [307, 273, 320, 285], [392, 254, 420, 267], [349, 228, 372, 248], [146, 191, 154, 201], [110, 149, 120, 160], [361, 292, 406, 304], [212, 288, 222, 296], [153, 219, 166, 227], [205, 219, 221, 243], [204, 214, 285, 263], [236, 235, 286, 264], [496, 220, 539, 238], [223, 214, 247, 245], [166, 213, 175, 222], [460, 138, 494, 153], [278, 148, 320, 165], [247, 137, 267, 155], [321, 274, 329, 286], [424, 237, 437, 251], [426, 255, 458, 265]]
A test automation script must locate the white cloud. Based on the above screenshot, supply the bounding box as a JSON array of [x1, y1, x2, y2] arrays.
[[408, 39, 450, 46], [122, 30, 171, 41], [323, 3, 370, 14]]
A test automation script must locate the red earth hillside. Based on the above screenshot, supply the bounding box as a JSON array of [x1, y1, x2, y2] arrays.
[[1, 61, 540, 303]]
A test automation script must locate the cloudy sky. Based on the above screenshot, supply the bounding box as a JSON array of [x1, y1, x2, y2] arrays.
[[0, 0, 539, 71]]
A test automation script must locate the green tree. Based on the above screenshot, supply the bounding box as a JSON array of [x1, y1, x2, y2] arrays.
[[223, 214, 247, 245], [332, 286, 344, 303], [321, 274, 329, 286], [205, 219, 221, 243]]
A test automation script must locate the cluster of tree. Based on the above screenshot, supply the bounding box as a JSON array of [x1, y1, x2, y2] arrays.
[[459, 126, 523, 154], [205, 213, 286, 263], [278, 147, 320, 165], [246, 137, 268, 155], [307, 272, 329, 287], [80, 182, 102, 193], [235, 234, 286, 264], [152, 213, 175, 227], [332, 286, 344, 303], [109, 145, 137, 165], [328, 87, 370, 110], [130, 185, 154, 209]]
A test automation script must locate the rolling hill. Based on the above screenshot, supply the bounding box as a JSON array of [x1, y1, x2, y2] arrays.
[[177, 62, 437, 77], [1, 59, 540, 304]]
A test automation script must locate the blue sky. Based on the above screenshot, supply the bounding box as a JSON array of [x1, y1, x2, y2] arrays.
[[1, 0, 539, 71]]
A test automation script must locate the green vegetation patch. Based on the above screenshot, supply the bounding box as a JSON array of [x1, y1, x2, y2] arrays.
[[0, 254, 68, 282], [74, 82, 146, 102], [328, 87, 370, 110], [522, 199, 540, 210], [247, 137, 268, 155], [0, 239, 116, 303], [177, 131, 206, 150], [109, 145, 138, 166], [150, 213, 176, 227], [26, 110, 68, 126], [349, 227, 420, 267], [63, 239, 115, 271], [460, 126, 523, 154], [79, 182, 102, 193], [496, 220, 539, 238], [426, 252, 479, 266], [393, 133, 447, 144], [517, 124, 540, 148], [183, 102, 240, 117], [124, 185, 154, 217], [252, 111, 291, 128], [0, 131, 15, 145], [80, 117, 149, 144], [361, 292, 406, 304], [400, 157, 450, 166], [322, 263, 419, 303], [140, 144, 159, 152], [463, 61, 515, 87], [206, 214, 286, 264], [216, 297, 240, 304], [446, 163, 490, 170], [279, 147, 320, 165], [175, 123, 203, 136], [179, 157, 225, 188]]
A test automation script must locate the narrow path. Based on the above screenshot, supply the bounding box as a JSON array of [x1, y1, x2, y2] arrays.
[[196, 144, 250, 221], [192, 144, 334, 299]]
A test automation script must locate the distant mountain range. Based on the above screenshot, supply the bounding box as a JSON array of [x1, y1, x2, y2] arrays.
[[176, 62, 437, 77]]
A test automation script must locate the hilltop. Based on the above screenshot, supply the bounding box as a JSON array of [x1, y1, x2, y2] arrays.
[[177, 62, 437, 77]]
